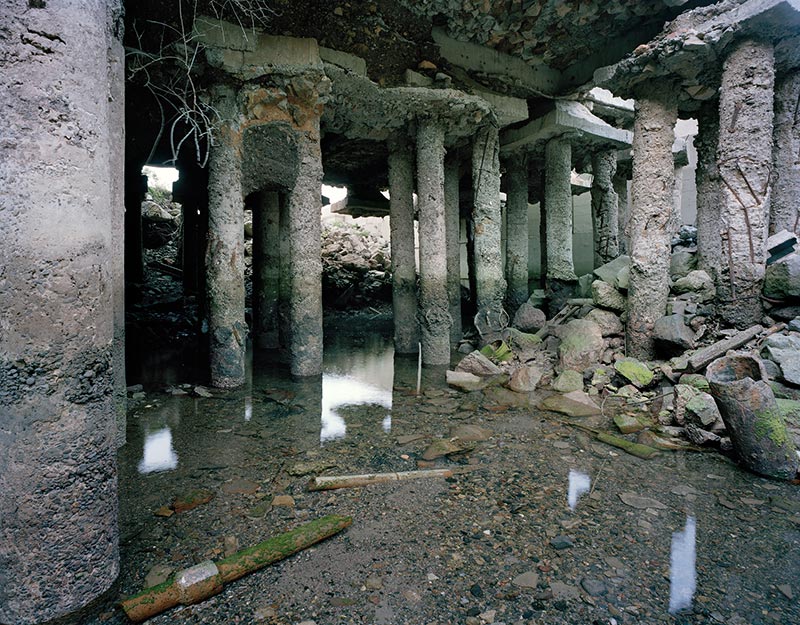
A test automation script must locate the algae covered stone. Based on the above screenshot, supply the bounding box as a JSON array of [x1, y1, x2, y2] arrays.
[[614, 357, 654, 388]]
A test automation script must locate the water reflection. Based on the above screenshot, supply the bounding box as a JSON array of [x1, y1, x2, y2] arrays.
[[138, 427, 178, 474], [669, 515, 697, 613], [567, 469, 591, 510]]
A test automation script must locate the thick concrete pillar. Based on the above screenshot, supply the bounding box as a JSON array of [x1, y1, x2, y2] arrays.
[[253, 191, 281, 349], [695, 102, 722, 281], [771, 71, 800, 235], [109, 28, 126, 447], [544, 137, 577, 312], [504, 152, 530, 316], [627, 87, 678, 359], [416, 120, 452, 365], [206, 86, 247, 388], [590, 150, 620, 268], [388, 136, 419, 353], [0, 1, 122, 622], [717, 39, 775, 328], [472, 124, 507, 322], [613, 168, 630, 255], [286, 128, 324, 376], [445, 155, 463, 343]]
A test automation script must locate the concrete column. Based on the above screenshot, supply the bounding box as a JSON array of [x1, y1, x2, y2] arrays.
[[445, 155, 463, 343], [173, 157, 209, 296], [278, 193, 291, 349], [0, 1, 121, 622], [771, 70, 800, 235], [472, 124, 507, 322], [695, 101, 722, 281], [504, 152, 530, 315], [206, 86, 247, 388], [416, 120, 452, 365], [627, 87, 678, 359], [717, 39, 775, 328], [613, 168, 629, 255], [253, 191, 281, 349], [286, 127, 324, 376], [109, 29, 126, 448], [544, 137, 577, 312], [388, 136, 419, 354], [590, 150, 620, 268]]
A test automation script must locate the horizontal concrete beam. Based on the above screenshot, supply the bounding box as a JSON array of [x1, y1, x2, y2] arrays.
[[431, 27, 561, 97], [500, 100, 631, 154], [319, 47, 367, 76]]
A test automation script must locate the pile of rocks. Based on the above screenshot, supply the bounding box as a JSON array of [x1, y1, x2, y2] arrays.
[[141, 197, 181, 249]]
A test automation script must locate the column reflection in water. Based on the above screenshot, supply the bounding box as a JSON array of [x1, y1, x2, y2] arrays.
[[319, 333, 394, 444], [669, 515, 697, 614], [567, 469, 591, 510], [137, 400, 182, 474]]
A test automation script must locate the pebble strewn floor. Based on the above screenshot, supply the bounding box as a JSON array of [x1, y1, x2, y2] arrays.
[[85, 319, 799, 625]]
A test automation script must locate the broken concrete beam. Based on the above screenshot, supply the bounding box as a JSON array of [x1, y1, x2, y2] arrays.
[[687, 325, 764, 372], [501, 100, 632, 155], [319, 47, 366, 76]]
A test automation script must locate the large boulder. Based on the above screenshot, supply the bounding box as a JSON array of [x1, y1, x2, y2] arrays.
[[764, 253, 800, 299], [653, 314, 696, 354], [558, 319, 604, 371], [584, 308, 624, 337], [512, 303, 547, 332], [672, 270, 715, 302], [762, 333, 800, 386], [591, 280, 626, 312]]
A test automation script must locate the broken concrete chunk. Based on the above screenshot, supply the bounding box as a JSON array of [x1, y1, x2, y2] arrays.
[[558, 318, 604, 371], [593, 255, 630, 286], [540, 390, 601, 417], [763, 333, 800, 386], [446, 370, 490, 392], [614, 413, 645, 434], [421, 438, 469, 460], [653, 314, 696, 354], [672, 269, 715, 302], [552, 369, 584, 393], [591, 280, 626, 312], [584, 308, 623, 337], [765, 253, 800, 298], [507, 362, 543, 393], [685, 392, 724, 430], [673, 384, 699, 425], [512, 302, 546, 332], [455, 351, 502, 377], [670, 249, 697, 278], [614, 357, 654, 388], [685, 423, 721, 446]]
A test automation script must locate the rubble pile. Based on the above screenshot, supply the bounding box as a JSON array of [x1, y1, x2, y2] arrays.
[[447, 242, 800, 481]]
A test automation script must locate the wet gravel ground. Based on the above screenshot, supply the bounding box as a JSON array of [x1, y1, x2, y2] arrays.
[[82, 317, 799, 625]]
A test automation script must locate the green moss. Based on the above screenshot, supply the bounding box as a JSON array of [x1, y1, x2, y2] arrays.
[[753, 408, 792, 448], [614, 358, 654, 388]]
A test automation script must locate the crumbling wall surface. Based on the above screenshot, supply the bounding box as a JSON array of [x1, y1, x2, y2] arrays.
[[0, 0, 121, 623], [716, 39, 775, 328], [771, 70, 800, 235], [627, 89, 677, 359]]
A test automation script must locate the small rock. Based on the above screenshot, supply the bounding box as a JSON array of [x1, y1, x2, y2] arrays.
[[618, 492, 667, 509], [549, 535, 574, 550], [777, 583, 793, 600], [223, 535, 239, 557], [591, 280, 626, 312], [365, 575, 382, 590], [512, 303, 546, 332], [653, 314, 696, 353], [421, 438, 466, 460], [584, 308, 624, 336], [552, 370, 583, 393], [594, 255, 630, 286], [446, 370, 490, 392], [193, 385, 213, 398], [540, 390, 601, 417], [672, 270, 715, 301], [271, 494, 295, 507], [580, 578, 607, 596], [614, 414, 645, 434], [456, 351, 502, 377], [558, 318, 604, 370], [685, 392, 724, 430], [449, 424, 491, 442], [507, 362, 543, 392], [549, 581, 580, 600], [614, 357, 654, 388], [512, 571, 539, 588], [222, 478, 260, 495], [144, 563, 173, 588]]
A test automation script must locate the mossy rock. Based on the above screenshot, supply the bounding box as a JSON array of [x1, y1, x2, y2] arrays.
[[678, 373, 710, 392], [614, 358, 654, 388]]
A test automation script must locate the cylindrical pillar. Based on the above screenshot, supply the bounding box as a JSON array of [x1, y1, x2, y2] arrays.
[[206, 86, 247, 388], [695, 101, 722, 281], [771, 70, 800, 235], [504, 152, 530, 316], [416, 120, 451, 365], [0, 1, 121, 622], [388, 136, 419, 353], [472, 124, 507, 320], [544, 137, 576, 313], [590, 150, 620, 268], [613, 167, 630, 255], [445, 155, 463, 343], [717, 39, 775, 328], [627, 87, 678, 359], [287, 128, 324, 376], [253, 191, 281, 349]]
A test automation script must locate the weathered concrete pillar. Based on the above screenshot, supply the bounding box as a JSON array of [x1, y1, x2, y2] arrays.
[[472, 124, 507, 322], [504, 152, 530, 315], [388, 136, 419, 353], [771, 70, 800, 235], [206, 86, 247, 388], [253, 191, 281, 349], [416, 120, 452, 365], [613, 168, 630, 255], [717, 39, 774, 328], [0, 1, 122, 622], [544, 137, 577, 312], [109, 28, 126, 447], [590, 150, 620, 267], [286, 127, 324, 376], [445, 155, 463, 343], [627, 87, 678, 359], [695, 101, 722, 281]]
